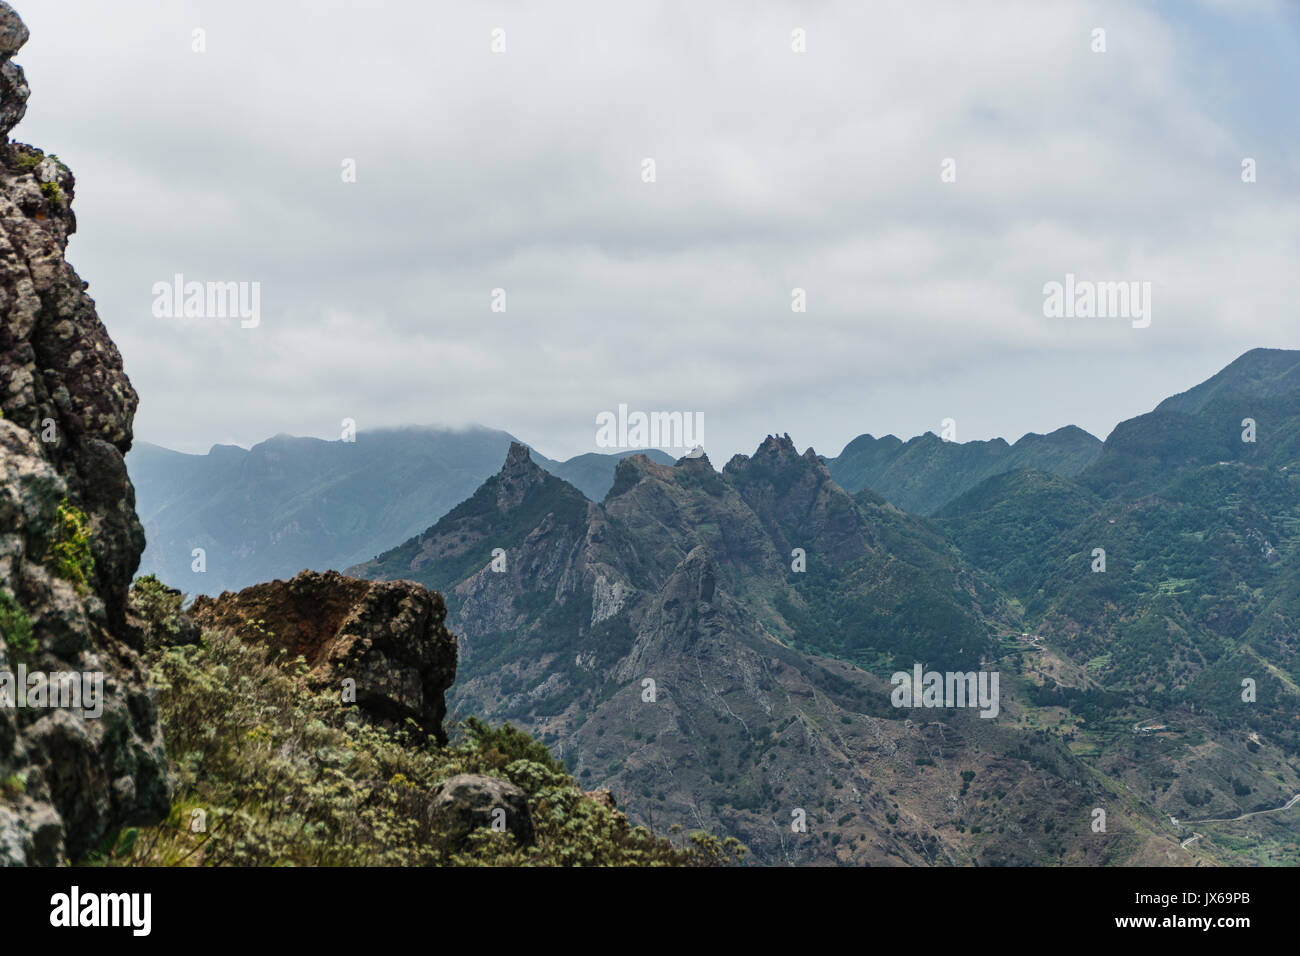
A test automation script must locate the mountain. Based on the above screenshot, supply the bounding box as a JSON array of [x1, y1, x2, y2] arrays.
[[823, 425, 1102, 515], [929, 350, 1300, 858], [124, 336, 1300, 864], [1155, 347, 1300, 415], [338, 349, 1300, 865], [1080, 354, 1300, 502], [127, 427, 674, 595], [348, 439, 1192, 865]]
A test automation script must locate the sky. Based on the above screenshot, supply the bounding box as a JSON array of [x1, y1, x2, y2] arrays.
[[11, 0, 1300, 462]]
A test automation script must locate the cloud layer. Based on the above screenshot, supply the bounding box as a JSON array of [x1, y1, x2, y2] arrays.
[[15, 0, 1300, 460]]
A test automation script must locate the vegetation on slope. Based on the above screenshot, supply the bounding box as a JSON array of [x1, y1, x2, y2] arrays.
[[824, 426, 1101, 514], [91, 579, 743, 867]]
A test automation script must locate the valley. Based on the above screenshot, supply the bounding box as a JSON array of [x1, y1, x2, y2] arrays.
[[123, 348, 1300, 865]]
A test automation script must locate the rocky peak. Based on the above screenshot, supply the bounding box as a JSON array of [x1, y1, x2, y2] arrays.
[[760, 432, 825, 468], [0, 2, 28, 138], [723, 433, 831, 484], [494, 441, 548, 510], [607, 451, 674, 500], [503, 440, 532, 471], [761, 432, 798, 455], [722, 433, 873, 563], [675, 449, 712, 471]]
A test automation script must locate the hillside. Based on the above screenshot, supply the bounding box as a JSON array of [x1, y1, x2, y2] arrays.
[[823, 425, 1101, 515], [103, 573, 739, 867], [1155, 348, 1300, 415], [930, 350, 1300, 860]]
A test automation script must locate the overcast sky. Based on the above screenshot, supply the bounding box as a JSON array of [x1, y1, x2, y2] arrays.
[[13, 0, 1300, 461]]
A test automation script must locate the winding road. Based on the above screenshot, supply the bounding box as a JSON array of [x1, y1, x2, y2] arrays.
[[1183, 793, 1300, 826]]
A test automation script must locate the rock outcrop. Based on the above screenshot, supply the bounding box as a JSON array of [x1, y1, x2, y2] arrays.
[[189, 570, 458, 744], [0, 2, 170, 865], [428, 773, 534, 849]]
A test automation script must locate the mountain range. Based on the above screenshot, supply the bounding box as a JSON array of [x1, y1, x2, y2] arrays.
[[128, 347, 1300, 864], [127, 428, 674, 594], [127, 417, 1102, 595], [5, 0, 1291, 871], [824, 424, 1102, 514]]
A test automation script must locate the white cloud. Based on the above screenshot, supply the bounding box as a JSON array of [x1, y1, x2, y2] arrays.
[[12, 0, 1299, 460]]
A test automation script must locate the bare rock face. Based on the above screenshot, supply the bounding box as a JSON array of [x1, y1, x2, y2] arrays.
[[583, 787, 616, 812], [0, 2, 171, 866], [0, 3, 28, 138], [189, 570, 459, 744], [428, 773, 534, 849]]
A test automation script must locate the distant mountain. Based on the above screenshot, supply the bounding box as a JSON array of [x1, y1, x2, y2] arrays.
[[927, 351, 1300, 849], [542, 449, 676, 500], [1155, 347, 1300, 415], [348, 439, 1183, 865], [823, 425, 1101, 515], [339, 348, 1300, 865], [127, 426, 674, 595], [132, 348, 1300, 865], [1080, 350, 1300, 502]]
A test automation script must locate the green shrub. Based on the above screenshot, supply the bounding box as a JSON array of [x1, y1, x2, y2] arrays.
[[97, 628, 744, 867], [129, 575, 189, 644], [51, 500, 93, 592], [0, 773, 26, 801], [0, 590, 35, 663]]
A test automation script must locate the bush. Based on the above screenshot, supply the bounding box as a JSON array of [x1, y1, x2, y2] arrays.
[[95, 628, 744, 867], [0, 590, 35, 663], [129, 575, 192, 646], [51, 500, 93, 592]]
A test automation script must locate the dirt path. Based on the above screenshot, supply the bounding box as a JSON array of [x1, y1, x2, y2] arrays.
[[1183, 793, 1300, 826]]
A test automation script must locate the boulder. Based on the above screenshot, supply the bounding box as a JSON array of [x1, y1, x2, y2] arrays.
[[189, 569, 458, 743], [429, 773, 534, 849]]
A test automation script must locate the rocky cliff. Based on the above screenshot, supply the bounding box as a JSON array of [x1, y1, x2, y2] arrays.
[[190, 570, 458, 744], [0, 3, 170, 865]]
